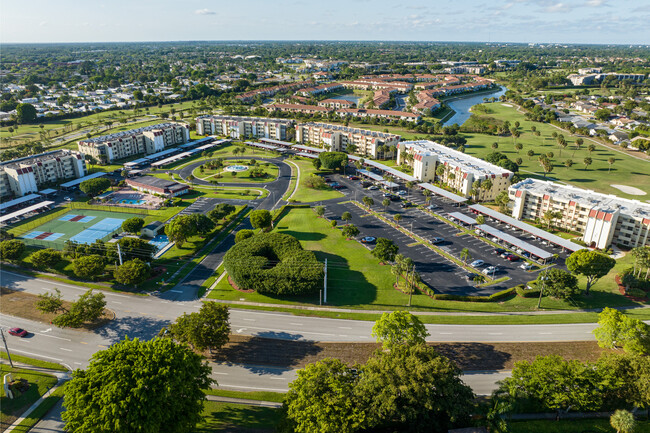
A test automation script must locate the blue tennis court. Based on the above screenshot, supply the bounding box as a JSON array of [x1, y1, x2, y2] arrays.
[[69, 217, 125, 244], [59, 214, 96, 223], [149, 234, 171, 251], [23, 231, 45, 239]]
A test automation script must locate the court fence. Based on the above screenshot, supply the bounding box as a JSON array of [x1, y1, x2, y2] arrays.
[[67, 202, 156, 216], [7, 208, 70, 238]]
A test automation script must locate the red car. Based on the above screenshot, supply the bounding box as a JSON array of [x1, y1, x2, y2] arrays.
[[506, 254, 520, 262], [8, 327, 28, 337]]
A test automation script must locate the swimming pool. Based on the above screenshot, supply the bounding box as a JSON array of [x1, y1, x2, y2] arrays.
[[118, 199, 147, 205], [149, 234, 171, 251], [224, 165, 248, 172]]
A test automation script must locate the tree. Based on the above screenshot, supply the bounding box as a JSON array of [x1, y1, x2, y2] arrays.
[[165, 302, 230, 354], [207, 203, 235, 223], [114, 259, 150, 287], [371, 238, 399, 263], [0, 239, 25, 261], [514, 143, 523, 153], [16, 103, 37, 123], [362, 196, 374, 209], [117, 237, 156, 261], [476, 215, 485, 225], [357, 344, 474, 433], [564, 159, 574, 170], [588, 143, 596, 155], [235, 229, 254, 243], [593, 308, 650, 354], [382, 198, 390, 211], [491, 142, 499, 150], [190, 213, 215, 236], [372, 311, 429, 348], [283, 358, 365, 433], [610, 410, 636, 433], [583, 157, 593, 170], [575, 138, 584, 155], [527, 149, 535, 160], [608, 157, 616, 173], [595, 108, 611, 121], [318, 152, 348, 171], [250, 209, 272, 231], [543, 268, 580, 299], [72, 255, 105, 280], [460, 247, 472, 265], [80, 177, 112, 197], [341, 224, 360, 239], [36, 288, 64, 315], [29, 248, 62, 269], [121, 217, 145, 234], [312, 158, 322, 170], [393, 213, 402, 225], [566, 249, 615, 295], [314, 206, 325, 217], [165, 215, 197, 248], [341, 211, 352, 225], [54, 289, 106, 327], [62, 337, 212, 433], [304, 174, 326, 189]]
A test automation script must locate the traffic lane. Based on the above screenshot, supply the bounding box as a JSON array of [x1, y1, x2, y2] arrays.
[[462, 370, 510, 396], [30, 399, 65, 433]]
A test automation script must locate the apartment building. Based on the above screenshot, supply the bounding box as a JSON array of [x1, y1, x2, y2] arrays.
[[318, 99, 355, 109], [397, 140, 513, 200], [267, 103, 332, 115], [78, 123, 190, 163], [0, 149, 86, 197], [296, 83, 343, 97], [567, 72, 647, 86], [337, 108, 421, 123], [195, 115, 293, 140], [235, 81, 311, 103], [509, 179, 650, 249], [296, 122, 400, 159]]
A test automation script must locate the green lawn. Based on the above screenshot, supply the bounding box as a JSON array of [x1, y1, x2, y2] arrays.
[[0, 352, 67, 372], [207, 207, 642, 315], [196, 401, 281, 432], [205, 389, 285, 403], [164, 142, 279, 170], [193, 161, 279, 184], [509, 419, 650, 433], [289, 158, 345, 203], [0, 365, 58, 429], [463, 103, 650, 198]]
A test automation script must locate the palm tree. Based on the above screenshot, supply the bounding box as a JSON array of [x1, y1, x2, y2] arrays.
[[435, 164, 445, 181], [382, 198, 390, 212], [527, 150, 535, 160], [491, 142, 499, 150], [587, 144, 596, 155], [362, 196, 374, 211], [341, 211, 352, 225], [476, 215, 485, 225], [460, 248, 472, 265], [610, 409, 636, 433], [574, 138, 583, 156], [514, 143, 523, 153], [393, 213, 402, 226], [405, 181, 416, 199], [607, 157, 615, 173], [583, 157, 592, 170], [422, 189, 431, 204], [564, 159, 573, 170]]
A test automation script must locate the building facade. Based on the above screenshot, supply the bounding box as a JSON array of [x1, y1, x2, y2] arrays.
[[78, 123, 190, 163], [125, 176, 189, 198], [0, 150, 86, 198], [397, 140, 513, 200], [195, 115, 293, 141], [296, 122, 400, 159], [509, 179, 650, 249]]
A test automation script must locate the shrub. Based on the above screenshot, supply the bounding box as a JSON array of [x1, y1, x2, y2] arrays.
[[625, 287, 647, 298], [235, 229, 254, 243], [434, 287, 515, 302], [223, 233, 323, 296], [0, 239, 25, 261], [516, 283, 542, 298]]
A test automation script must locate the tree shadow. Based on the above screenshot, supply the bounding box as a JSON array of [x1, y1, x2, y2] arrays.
[[93, 314, 170, 344], [195, 404, 278, 433], [432, 342, 512, 370], [313, 250, 377, 306], [278, 230, 326, 242], [212, 332, 322, 372]]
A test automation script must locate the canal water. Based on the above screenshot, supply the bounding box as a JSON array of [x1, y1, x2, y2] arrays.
[[442, 86, 507, 126], [330, 94, 361, 104]]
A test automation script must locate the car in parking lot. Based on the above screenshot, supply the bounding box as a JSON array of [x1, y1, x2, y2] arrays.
[[430, 237, 444, 245], [427, 204, 439, 210], [8, 327, 28, 337], [397, 190, 407, 196], [506, 254, 520, 262], [361, 181, 372, 188], [383, 192, 393, 197], [482, 265, 500, 275], [470, 259, 485, 267], [493, 248, 506, 255], [348, 175, 359, 180], [400, 202, 412, 208], [367, 185, 379, 190], [388, 195, 400, 201], [491, 237, 499, 242], [64, 196, 72, 201], [464, 272, 480, 281], [499, 251, 511, 259], [360, 236, 376, 244], [324, 177, 332, 182], [332, 184, 345, 189], [520, 262, 536, 271]]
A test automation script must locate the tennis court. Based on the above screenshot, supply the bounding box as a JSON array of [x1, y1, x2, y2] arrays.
[[18, 209, 146, 249]]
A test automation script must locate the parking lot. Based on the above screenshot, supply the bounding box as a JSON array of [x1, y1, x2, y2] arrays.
[[319, 170, 570, 296]]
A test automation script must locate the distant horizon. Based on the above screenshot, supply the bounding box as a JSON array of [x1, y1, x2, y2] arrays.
[[1, 0, 649, 45]]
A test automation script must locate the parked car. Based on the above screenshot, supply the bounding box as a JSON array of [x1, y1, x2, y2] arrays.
[[397, 190, 407, 196], [430, 237, 444, 245], [360, 236, 376, 244], [361, 181, 372, 188], [465, 272, 480, 281], [506, 254, 520, 262], [427, 204, 439, 210], [400, 202, 412, 208], [482, 266, 500, 275], [367, 185, 379, 190], [383, 192, 393, 197], [493, 248, 506, 255], [491, 237, 499, 242], [8, 327, 27, 337], [348, 175, 359, 180], [520, 262, 536, 271], [470, 259, 485, 267], [323, 177, 332, 182], [389, 195, 401, 201], [64, 197, 72, 201], [500, 251, 511, 259], [329, 182, 339, 187], [332, 184, 345, 189], [522, 251, 531, 258]]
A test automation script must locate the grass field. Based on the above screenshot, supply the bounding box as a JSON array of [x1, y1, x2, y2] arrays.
[[207, 207, 642, 315], [11, 208, 145, 250], [463, 103, 650, 198], [0, 365, 58, 429], [196, 401, 280, 432], [289, 158, 345, 203], [193, 161, 279, 184]]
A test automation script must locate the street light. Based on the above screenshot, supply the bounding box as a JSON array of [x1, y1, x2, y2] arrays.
[[0, 328, 14, 368]]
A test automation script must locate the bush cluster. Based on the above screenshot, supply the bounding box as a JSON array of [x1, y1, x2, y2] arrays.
[[223, 233, 323, 296]]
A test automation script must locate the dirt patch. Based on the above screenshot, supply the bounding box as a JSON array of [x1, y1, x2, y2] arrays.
[[0, 286, 114, 330], [610, 184, 646, 195], [227, 276, 254, 293], [213, 335, 607, 371]]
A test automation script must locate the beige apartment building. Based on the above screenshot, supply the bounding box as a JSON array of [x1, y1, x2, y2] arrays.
[[509, 179, 650, 249], [195, 115, 293, 141], [0, 150, 87, 198], [295, 122, 400, 159], [78, 123, 190, 163], [397, 140, 513, 200]]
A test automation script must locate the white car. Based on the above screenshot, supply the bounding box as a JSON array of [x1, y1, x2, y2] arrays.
[[470, 259, 484, 267], [64, 196, 72, 201], [482, 266, 499, 275], [397, 190, 407, 196], [368, 185, 379, 190], [520, 263, 535, 271]]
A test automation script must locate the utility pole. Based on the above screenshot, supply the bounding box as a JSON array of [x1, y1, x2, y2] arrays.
[[116, 243, 123, 266], [537, 268, 548, 309], [408, 264, 414, 308], [323, 258, 328, 304], [1, 328, 14, 368]]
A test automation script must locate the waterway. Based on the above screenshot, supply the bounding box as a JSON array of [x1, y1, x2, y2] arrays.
[[442, 86, 508, 126], [330, 94, 361, 104]]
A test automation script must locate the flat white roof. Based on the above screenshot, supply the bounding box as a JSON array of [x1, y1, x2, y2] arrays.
[[470, 204, 584, 252], [477, 224, 553, 260], [448, 212, 477, 225], [244, 141, 280, 151], [260, 138, 293, 147], [60, 172, 106, 188], [296, 152, 317, 159], [0, 193, 42, 211], [419, 183, 468, 203], [0, 201, 55, 224], [357, 169, 384, 182], [38, 188, 57, 195], [293, 144, 324, 153]]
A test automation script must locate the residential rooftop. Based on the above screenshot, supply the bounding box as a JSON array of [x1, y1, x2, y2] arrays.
[[78, 122, 187, 145], [1, 149, 82, 169], [299, 122, 400, 139]]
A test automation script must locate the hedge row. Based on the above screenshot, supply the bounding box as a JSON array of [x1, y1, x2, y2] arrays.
[[223, 232, 323, 296], [515, 283, 542, 298]]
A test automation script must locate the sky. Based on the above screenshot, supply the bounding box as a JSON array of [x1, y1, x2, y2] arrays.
[[1, 0, 649, 45]]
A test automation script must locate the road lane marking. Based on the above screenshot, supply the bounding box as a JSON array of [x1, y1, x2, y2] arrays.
[[60, 348, 73, 352], [244, 326, 335, 337], [9, 348, 63, 362], [213, 372, 229, 375], [338, 327, 352, 329], [74, 362, 82, 365], [218, 384, 287, 392], [488, 333, 503, 335], [34, 333, 72, 341], [438, 332, 453, 335], [112, 301, 122, 304], [269, 377, 286, 380], [289, 323, 303, 326], [242, 319, 256, 322], [80, 342, 88, 344]]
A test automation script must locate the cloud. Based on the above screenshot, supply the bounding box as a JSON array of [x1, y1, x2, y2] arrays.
[[544, 2, 571, 13], [195, 9, 216, 15], [39, 21, 48, 27], [585, 0, 607, 6]]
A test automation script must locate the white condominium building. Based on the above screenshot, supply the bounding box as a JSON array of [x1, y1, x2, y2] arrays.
[[397, 140, 513, 200], [0, 150, 86, 197], [78, 123, 190, 163], [195, 115, 293, 141], [509, 179, 650, 249], [295, 122, 400, 159]]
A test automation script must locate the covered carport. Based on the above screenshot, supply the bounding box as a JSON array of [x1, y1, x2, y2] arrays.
[[419, 183, 468, 205], [448, 211, 477, 227], [476, 224, 554, 264]]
